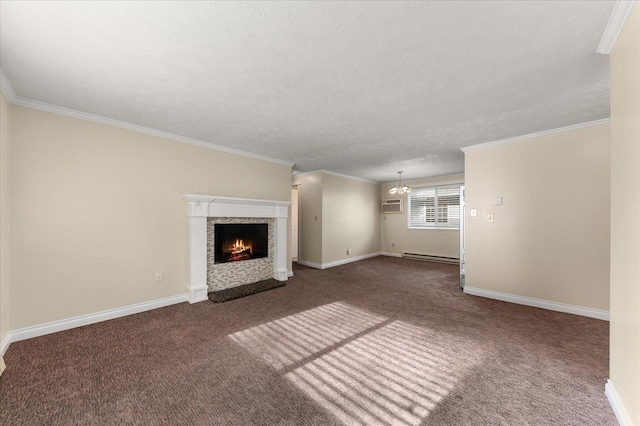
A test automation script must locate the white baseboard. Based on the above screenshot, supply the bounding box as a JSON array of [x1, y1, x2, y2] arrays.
[[296, 259, 323, 269], [0, 333, 10, 356], [463, 286, 610, 321], [321, 252, 381, 269], [298, 252, 382, 270], [380, 251, 402, 258], [287, 270, 294, 277], [3, 294, 189, 355], [606, 379, 632, 426]]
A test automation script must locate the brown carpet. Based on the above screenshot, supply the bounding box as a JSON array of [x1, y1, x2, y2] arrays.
[[0, 257, 616, 425]]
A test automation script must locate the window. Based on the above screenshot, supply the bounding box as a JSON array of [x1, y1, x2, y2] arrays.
[[408, 185, 461, 229]]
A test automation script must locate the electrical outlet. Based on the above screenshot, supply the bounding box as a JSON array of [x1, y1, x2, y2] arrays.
[[471, 209, 478, 217], [347, 248, 351, 255], [155, 271, 164, 282]]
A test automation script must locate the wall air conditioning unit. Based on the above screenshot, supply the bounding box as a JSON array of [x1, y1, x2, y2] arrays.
[[381, 199, 403, 214]]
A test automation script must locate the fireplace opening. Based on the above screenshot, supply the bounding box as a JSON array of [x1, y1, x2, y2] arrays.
[[214, 223, 269, 264]]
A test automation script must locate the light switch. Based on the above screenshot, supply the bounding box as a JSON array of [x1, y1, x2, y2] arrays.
[[470, 209, 478, 217], [487, 214, 494, 223], [495, 197, 503, 206]]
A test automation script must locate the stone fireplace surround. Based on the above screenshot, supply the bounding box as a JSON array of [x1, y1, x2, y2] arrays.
[[183, 194, 291, 303], [207, 217, 274, 292]]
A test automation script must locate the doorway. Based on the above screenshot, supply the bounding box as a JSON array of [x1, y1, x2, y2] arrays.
[[459, 185, 465, 288], [291, 186, 299, 262]]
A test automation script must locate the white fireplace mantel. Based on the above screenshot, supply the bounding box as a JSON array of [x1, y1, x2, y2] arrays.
[[183, 194, 291, 303]]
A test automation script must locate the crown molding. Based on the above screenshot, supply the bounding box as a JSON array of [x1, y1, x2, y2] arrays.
[[292, 170, 379, 185], [13, 96, 295, 167], [291, 170, 321, 178], [460, 118, 611, 153], [597, 0, 636, 54], [1, 72, 294, 167], [0, 68, 17, 102], [321, 170, 379, 184], [381, 172, 465, 186]]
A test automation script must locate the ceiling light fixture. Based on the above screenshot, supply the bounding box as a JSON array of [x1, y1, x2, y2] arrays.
[[389, 171, 412, 195]]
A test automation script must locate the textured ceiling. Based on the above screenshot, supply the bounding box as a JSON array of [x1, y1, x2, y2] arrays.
[[0, 1, 613, 182]]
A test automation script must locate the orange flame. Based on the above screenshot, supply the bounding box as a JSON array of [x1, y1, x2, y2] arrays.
[[230, 238, 252, 255]]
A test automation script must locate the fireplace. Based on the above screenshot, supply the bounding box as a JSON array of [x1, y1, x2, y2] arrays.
[[214, 223, 268, 263], [183, 194, 291, 303]]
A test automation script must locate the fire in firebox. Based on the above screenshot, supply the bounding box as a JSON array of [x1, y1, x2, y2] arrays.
[[214, 223, 268, 264], [227, 238, 253, 262]]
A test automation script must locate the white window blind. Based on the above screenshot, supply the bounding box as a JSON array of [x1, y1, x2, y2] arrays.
[[408, 185, 461, 229]]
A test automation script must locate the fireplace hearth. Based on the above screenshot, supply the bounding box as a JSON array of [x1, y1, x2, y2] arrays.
[[214, 223, 268, 264]]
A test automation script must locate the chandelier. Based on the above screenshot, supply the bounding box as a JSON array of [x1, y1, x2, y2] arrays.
[[389, 171, 412, 195]]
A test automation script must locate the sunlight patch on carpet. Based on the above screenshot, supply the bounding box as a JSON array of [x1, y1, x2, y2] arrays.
[[285, 321, 462, 426], [229, 303, 475, 426], [228, 301, 386, 370]]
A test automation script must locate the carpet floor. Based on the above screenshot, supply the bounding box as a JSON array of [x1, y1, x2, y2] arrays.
[[0, 257, 616, 425]]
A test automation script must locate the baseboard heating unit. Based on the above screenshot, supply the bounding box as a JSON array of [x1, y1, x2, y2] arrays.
[[401, 252, 459, 265]]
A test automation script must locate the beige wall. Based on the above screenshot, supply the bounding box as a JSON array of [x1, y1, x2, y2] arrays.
[[10, 106, 291, 330], [322, 173, 380, 264], [381, 173, 464, 258], [297, 171, 380, 266], [0, 92, 10, 345], [610, 3, 640, 423], [464, 123, 610, 311], [298, 172, 323, 265]]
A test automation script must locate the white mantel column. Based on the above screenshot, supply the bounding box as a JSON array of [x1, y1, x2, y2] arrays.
[[186, 201, 209, 303], [274, 216, 288, 281]]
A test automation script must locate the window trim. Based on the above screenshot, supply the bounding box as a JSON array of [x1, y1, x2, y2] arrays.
[[407, 183, 463, 230]]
